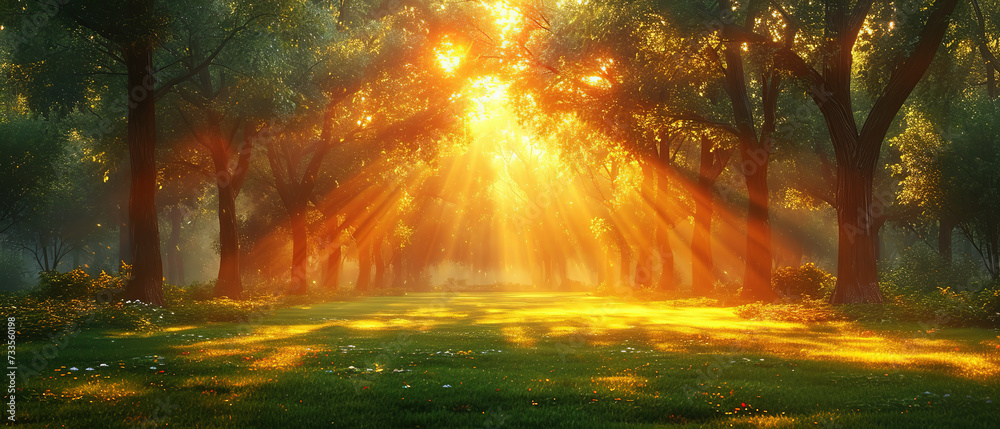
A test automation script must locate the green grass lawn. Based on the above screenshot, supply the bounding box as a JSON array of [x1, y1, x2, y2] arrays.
[[13, 292, 1000, 428]]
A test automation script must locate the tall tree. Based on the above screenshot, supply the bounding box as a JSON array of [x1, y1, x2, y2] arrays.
[[740, 0, 961, 303]]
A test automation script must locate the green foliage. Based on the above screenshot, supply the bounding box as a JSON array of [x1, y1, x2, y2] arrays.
[[878, 246, 997, 326], [981, 285, 1000, 326], [711, 279, 744, 301], [33, 267, 126, 301], [879, 246, 982, 297], [0, 295, 94, 341], [91, 300, 166, 331], [180, 281, 217, 302], [0, 112, 61, 233], [735, 299, 845, 323], [168, 298, 277, 324], [771, 263, 836, 301]]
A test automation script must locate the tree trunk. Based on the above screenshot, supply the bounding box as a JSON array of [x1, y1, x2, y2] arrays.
[[655, 169, 675, 292], [691, 183, 714, 297], [325, 242, 342, 292], [356, 240, 372, 293], [691, 135, 727, 297], [740, 146, 774, 301], [716, 0, 775, 302], [212, 141, 242, 299], [390, 248, 404, 289], [636, 161, 655, 288], [939, 215, 955, 263], [830, 165, 883, 304], [120, 29, 164, 306], [288, 205, 309, 295]]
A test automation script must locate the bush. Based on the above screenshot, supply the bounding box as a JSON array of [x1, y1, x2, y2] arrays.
[[182, 281, 216, 301], [735, 299, 845, 323], [91, 300, 166, 331], [1, 295, 95, 340], [877, 247, 996, 326], [712, 280, 743, 300], [980, 285, 1000, 326], [772, 263, 836, 301], [879, 246, 982, 297], [33, 267, 127, 301]]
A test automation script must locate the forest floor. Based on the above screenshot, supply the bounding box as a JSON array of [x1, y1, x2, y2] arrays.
[[13, 292, 1000, 428]]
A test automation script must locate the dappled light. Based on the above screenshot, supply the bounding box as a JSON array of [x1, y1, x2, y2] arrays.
[[3, 0, 999, 427]]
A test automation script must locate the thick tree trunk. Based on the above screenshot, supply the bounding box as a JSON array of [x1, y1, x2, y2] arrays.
[[288, 205, 309, 295], [213, 144, 242, 299], [830, 165, 883, 304], [691, 135, 726, 297], [716, 0, 775, 302], [741, 147, 774, 301], [121, 31, 164, 306]]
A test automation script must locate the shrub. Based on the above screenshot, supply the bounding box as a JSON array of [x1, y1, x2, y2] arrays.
[[1, 295, 95, 340], [183, 281, 216, 301], [92, 300, 166, 331], [877, 247, 995, 326], [771, 263, 836, 301], [879, 246, 982, 298], [735, 299, 845, 323], [33, 267, 127, 301], [979, 284, 1000, 327], [712, 280, 743, 301]]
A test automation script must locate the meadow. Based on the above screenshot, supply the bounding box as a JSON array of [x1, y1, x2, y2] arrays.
[[13, 292, 1000, 428]]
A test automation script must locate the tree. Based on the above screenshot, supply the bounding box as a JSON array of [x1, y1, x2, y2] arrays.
[[939, 95, 1000, 278], [740, 0, 961, 303], [690, 133, 734, 296], [0, 112, 60, 235]]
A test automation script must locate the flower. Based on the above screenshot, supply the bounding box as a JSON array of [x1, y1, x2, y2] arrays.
[[69, 367, 78, 371]]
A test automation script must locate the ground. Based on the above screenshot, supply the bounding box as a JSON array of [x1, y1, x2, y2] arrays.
[[14, 293, 1000, 428]]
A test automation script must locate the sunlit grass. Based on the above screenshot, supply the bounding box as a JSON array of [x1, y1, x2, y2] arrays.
[[14, 292, 999, 428]]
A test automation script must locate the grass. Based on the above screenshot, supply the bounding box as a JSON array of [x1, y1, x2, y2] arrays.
[[12, 292, 1000, 428]]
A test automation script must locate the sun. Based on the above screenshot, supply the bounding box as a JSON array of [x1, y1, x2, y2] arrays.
[[434, 39, 465, 75]]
